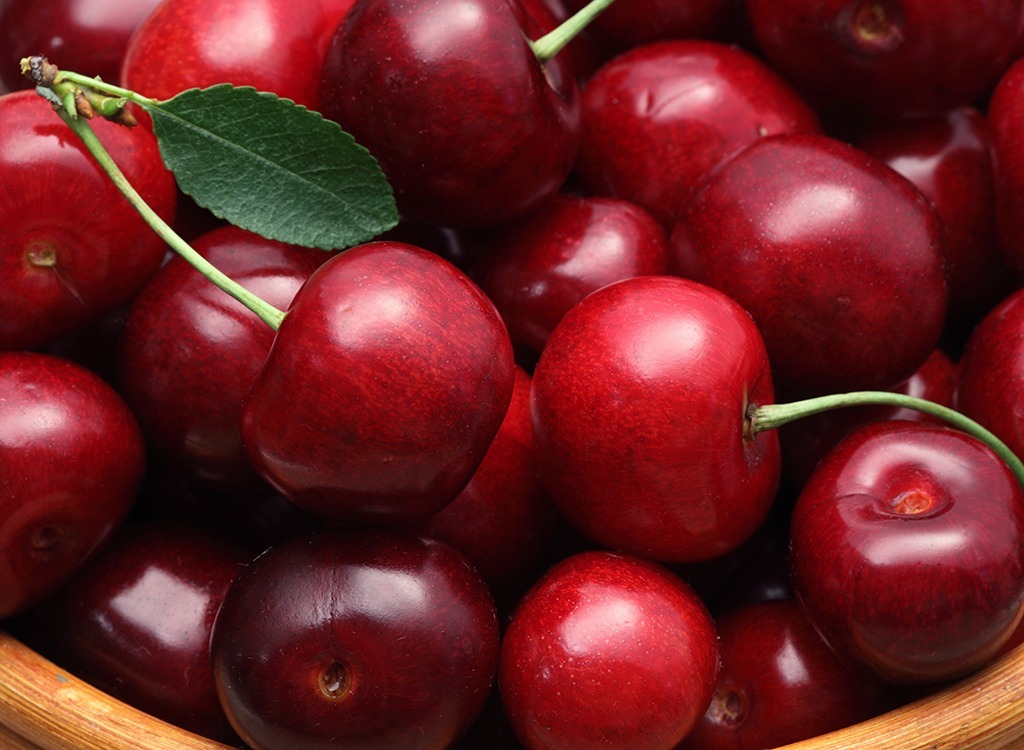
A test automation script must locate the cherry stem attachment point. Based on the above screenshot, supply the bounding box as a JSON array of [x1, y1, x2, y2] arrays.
[[530, 0, 616, 62], [51, 106, 286, 331], [748, 392, 1024, 491]]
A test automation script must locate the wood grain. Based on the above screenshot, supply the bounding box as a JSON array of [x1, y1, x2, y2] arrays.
[[0, 628, 1023, 749]]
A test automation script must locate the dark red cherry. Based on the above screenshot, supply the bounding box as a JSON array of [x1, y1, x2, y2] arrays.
[[470, 193, 669, 355], [25, 521, 249, 742], [319, 0, 580, 228], [118, 226, 326, 492], [989, 57, 1024, 279], [0, 0, 162, 91], [745, 0, 1024, 119], [211, 530, 499, 749], [672, 132, 948, 397], [0, 352, 145, 617]]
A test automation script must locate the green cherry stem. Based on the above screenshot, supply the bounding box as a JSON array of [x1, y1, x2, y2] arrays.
[[530, 0, 616, 63], [748, 392, 1024, 490], [53, 107, 286, 331]]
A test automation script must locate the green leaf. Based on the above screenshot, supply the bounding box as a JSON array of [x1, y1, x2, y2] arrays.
[[147, 85, 398, 250]]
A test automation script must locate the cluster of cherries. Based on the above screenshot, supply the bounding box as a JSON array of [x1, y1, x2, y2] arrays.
[[4, 0, 1024, 748]]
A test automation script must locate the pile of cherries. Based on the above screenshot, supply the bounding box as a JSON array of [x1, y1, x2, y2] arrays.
[[4, 0, 1024, 748]]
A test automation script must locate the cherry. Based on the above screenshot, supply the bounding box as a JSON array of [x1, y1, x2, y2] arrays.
[[499, 550, 719, 749], [120, 0, 341, 112], [574, 39, 820, 230], [671, 132, 948, 398], [0, 0, 162, 92], [531, 275, 780, 563], [319, 0, 580, 228], [989, 57, 1024, 278], [680, 600, 887, 749], [559, 0, 735, 57], [744, 0, 1024, 119], [211, 530, 499, 749], [420, 367, 560, 605], [118, 226, 326, 492], [23, 521, 249, 743], [469, 193, 669, 356], [955, 287, 1024, 461], [790, 420, 1024, 684], [240, 241, 516, 524], [0, 89, 177, 351], [0, 351, 145, 618], [855, 106, 1010, 327]]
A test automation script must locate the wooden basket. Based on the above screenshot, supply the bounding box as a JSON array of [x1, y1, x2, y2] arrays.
[[2, 627, 1024, 749]]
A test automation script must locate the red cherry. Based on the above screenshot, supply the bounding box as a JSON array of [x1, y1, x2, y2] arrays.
[[745, 0, 1024, 119], [790, 420, 1024, 684], [680, 599, 887, 750], [241, 241, 515, 524], [0, 0, 162, 91], [24, 521, 249, 742], [121, 0, 339, 111], [470, 193, 669, 355], [672, 132, 948, 397], [855, 106, 1010, 326], [499, 550, 719, 749], [319, 0, 580, 228], [211, 530, 499, 749], [531, 275, 780, 563], [574, 40, 820, 229], [421, 367, 560, 603], [0, 89, 177, 351], [118, 226, 326, 492], [956, 287, 1024, 461], [989, 57, 1024, 278], [0, 352, 145, 617]]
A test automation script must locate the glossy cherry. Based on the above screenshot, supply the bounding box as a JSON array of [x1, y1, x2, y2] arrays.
[[671, 132, 948, 398], [120, 0, 341, 111], [531, 275, 781, 563], [319, 0, 580, 228], [989, 57, 1024, 278], [855, 106, 1009, 326], [118, 226, 326, 492], [470, 193, 669, 356], [499, 550, 719, 749], [559, 0, 735, 56], [0, 89, 177, 351], [211, 530, 499, 749], [680, 600, 886, 750], [25, 521, 249, 742], [0, 0, 163, 91], [574, 39, 820, 229], [421, 367, 558, 604], [745, 0, 1024, 119], [241, 241, 515, 524], [790, 420, 1024, 683], [955, 287, 1024, 461], [0, 352, 145, 618]]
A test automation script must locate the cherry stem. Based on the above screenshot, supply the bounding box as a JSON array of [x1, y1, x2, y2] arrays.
[[530, 0, 616, 62], [749, 392, 1024, 490], [52, 106, 286, 330]]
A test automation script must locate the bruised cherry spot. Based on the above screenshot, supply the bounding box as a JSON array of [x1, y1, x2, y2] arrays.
[[709, 686, 748, 726], [318, 661, 352, 701]]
